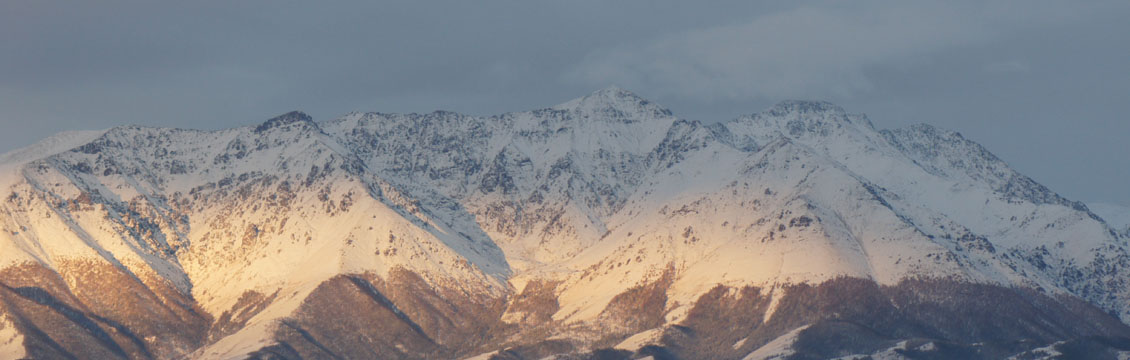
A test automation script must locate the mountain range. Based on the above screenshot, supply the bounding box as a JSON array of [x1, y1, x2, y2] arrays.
[[1, 87, 1129, 359]]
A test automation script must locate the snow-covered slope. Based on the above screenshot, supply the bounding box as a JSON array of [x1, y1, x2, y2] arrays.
[[1, 88, 1128, 359], [0, 113, 510, 358]]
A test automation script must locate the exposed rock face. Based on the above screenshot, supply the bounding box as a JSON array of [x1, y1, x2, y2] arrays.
[[1, 88, 1129, 359], [0, 262, 209, 359]]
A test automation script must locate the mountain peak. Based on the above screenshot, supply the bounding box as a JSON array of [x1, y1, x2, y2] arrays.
[[767, 100, 845, 116], [551, 86, 673, 119], [589, 85, 633, 97], [254, 111, 314, 133]]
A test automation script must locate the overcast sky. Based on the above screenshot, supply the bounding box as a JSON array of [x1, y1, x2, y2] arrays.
[[2, 0, 1128, 206]]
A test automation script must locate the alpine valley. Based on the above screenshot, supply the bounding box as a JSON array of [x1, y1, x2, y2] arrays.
[[1, 87, 1128, 360]]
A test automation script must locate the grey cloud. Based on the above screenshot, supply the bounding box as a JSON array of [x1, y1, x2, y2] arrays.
[[570, 0, 1101, 100], [983, 61, 1032, 74]]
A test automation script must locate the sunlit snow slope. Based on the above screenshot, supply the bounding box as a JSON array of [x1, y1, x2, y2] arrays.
[[1, 88, 1128, 359]]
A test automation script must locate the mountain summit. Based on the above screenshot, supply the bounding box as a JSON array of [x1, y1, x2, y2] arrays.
[[254, 110, 316, 133], [1, 89, 1128, 359], [552, 86, 675, 121]]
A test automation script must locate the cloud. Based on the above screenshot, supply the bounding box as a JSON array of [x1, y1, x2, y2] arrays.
[[569, 0, 1093, 100], [983, 61, 1032, 74]]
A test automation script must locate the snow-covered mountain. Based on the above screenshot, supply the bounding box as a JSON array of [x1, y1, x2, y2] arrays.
[[1, 87, 1128, 359]]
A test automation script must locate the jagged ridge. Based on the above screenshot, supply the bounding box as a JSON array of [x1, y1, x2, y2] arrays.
[[0, 87, 1128, 359]]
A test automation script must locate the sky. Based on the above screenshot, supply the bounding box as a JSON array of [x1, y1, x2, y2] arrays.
[[1, 0, 1128, 206]]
